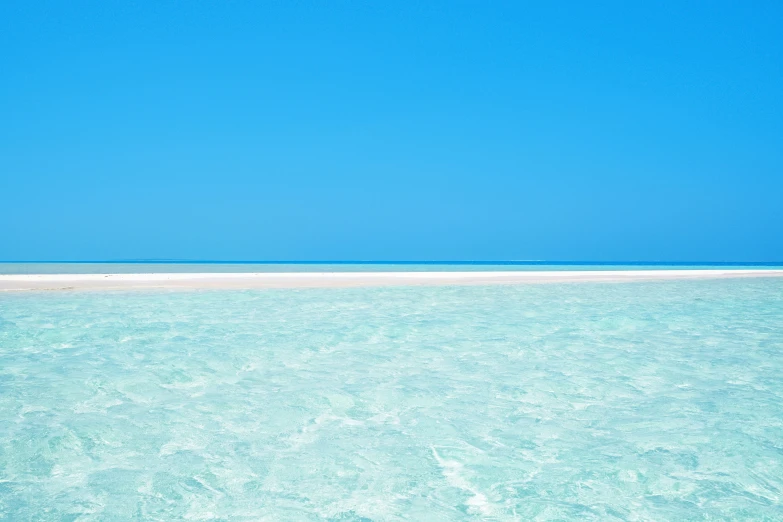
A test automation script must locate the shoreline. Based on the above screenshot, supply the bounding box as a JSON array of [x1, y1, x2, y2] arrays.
[[1, 269, 783, 291]]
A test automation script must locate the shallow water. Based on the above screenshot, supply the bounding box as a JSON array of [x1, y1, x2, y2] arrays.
[[1, 279, 782, 520]]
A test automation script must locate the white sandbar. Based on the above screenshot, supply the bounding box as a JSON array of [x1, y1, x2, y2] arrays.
[[1, 269, 782, 291]]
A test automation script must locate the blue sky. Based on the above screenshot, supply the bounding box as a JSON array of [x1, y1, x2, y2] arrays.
[[1, 1, 781, 261]]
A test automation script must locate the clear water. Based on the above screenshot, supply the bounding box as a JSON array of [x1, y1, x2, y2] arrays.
[[1, 279, 782, 520]]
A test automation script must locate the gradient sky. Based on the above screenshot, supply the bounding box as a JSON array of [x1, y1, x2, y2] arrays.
[[1, 1, 781, 262]]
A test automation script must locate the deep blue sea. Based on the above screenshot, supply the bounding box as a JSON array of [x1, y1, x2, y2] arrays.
[[1, 264, 782, 520]]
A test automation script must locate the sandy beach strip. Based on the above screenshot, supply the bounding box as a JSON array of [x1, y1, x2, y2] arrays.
[[1, 269, 782, 291]]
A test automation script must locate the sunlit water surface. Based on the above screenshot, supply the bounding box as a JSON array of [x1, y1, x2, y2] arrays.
[[1, 279, 782, 520]]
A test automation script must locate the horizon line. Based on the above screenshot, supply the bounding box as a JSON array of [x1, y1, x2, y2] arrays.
[[1, 260, 783, 266]]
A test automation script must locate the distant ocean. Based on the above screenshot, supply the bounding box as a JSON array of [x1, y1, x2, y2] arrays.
[[1, 260, 782, 274], [1, 264, 782, 519]]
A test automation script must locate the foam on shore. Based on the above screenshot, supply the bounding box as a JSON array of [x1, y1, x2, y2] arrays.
[[1, 269, 782, 291]]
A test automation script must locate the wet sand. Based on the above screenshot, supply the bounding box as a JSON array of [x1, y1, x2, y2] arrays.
[[1, 269, 783, 291]]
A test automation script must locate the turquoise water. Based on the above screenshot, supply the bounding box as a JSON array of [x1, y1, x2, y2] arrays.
[[2, 262, 781, 274], [1, 279, 782, 520]]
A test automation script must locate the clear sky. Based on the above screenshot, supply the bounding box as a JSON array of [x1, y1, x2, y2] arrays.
[[1, 1, 781, 262]]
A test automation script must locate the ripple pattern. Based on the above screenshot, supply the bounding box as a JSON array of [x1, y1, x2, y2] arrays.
[[1, 280, 782, 520]]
